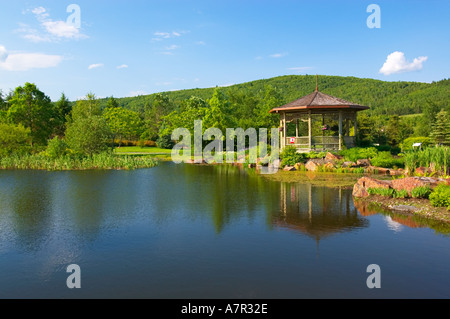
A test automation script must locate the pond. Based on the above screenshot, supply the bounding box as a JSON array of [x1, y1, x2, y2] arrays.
[[0, 162, 449, 298]]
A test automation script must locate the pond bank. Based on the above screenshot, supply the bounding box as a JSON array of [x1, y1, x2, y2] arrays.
[[352, 176, 450, 223], [354, 195, 450, 223]]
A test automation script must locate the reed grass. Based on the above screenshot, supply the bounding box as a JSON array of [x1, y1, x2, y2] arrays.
[[0, 152, 158, 171]]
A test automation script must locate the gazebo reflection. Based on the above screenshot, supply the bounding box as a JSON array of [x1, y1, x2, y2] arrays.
[[272, 183, 369, 240]]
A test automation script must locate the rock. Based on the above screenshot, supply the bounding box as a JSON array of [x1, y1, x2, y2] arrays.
[[352, 176, 392, 197], [392, 177, 439, 194], [342, 161, 354, 168], [324, 162, 335, 170], [388, 205, 419, 213], [294, 162, 305, 171], [325, 152, 342, 161], [283, 166, 296, 171], [389, 169, 404, 176], [368, 166, 390, 175], [356, 159, 371, 167], [305, 159, 327, 171]]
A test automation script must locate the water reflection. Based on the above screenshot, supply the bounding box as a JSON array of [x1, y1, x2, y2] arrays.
[[272, 183, 368, 240]]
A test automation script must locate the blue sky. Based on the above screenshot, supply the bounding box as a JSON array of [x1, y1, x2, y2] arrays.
[[0, 0, 448, 101]]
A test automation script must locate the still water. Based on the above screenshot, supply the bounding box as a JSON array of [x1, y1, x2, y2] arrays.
[[0, 162, 449, 298]]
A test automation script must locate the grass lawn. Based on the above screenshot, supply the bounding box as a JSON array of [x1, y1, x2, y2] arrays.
[[114, 146, 172, 155]]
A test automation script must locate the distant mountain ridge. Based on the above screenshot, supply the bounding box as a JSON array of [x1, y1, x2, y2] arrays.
[[103, 75, 449, 116]]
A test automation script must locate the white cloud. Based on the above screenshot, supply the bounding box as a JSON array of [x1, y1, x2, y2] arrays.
[[152, 30, 188, 41], [0, 45, 63, 71], [269, 53, 288, 58], [165, 44, 180, 50], [379, 51, 428, 75], [18, 6, 87, 42], [195, 41, 206, 45], [128, 90, 148, 97], [42, 20, 80, 39], [117, 64, 128, 69], [88, 63, 104, 70], [31, 6, 48, 17], [159, 51, 174, 55]]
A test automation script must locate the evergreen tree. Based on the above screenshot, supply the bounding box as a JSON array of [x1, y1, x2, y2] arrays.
[[430, 109, 450, 145]]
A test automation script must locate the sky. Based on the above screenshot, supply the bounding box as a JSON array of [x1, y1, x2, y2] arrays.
[[0, 0, 448, 101]]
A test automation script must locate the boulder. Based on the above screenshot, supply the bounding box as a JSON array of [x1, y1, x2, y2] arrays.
[[325, 152, 343, 161], [324, 162, 335, 170], [368, 166, 390, 175], [352, 176, 392, 197], [283, 166, 296, 171], [356, 159, 371, 167], [294, 162, 305, 171], [342, 161, 354, 168], [391, 176, 439, 194], [305, 158, 328, 171]]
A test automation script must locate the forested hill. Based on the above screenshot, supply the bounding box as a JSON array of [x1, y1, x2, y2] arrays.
[[108, 75, 449, 116]]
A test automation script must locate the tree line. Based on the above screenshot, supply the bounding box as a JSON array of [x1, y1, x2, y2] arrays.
[[1, 75, 449, 158]]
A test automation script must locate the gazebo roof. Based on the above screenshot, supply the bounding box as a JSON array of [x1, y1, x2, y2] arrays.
[[269, 90, 369, 113]]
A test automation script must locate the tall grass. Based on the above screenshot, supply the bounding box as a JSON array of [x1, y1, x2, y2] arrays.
[[0, 152, 158, 171], [403, 146, 449, 176]]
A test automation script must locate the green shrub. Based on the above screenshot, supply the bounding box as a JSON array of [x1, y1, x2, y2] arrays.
[[352, 167, 365, 174], [367, 187, 395, 197], [0, 123, 31, 157], [402, 137, 432, 151], [46, 137, 68, 159], [280, 146, 305, 167], [429, 184, 450, 208], [370, 151, 404, 168], [339, 147, 378, 162], [157, 135, 175, 149], [411, 186, 431, 199], [393, 189, 409, 198]]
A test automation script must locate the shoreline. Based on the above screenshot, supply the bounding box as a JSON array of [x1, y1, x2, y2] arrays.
[[353, 195, 450, 224]]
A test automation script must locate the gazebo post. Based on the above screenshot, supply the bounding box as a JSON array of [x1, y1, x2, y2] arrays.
[[295, 118, 299, 138], [308, 110, 312, 151], [354, 112, 358, 139], [338, 111, 343, 151], [284, 114, 286, 149]]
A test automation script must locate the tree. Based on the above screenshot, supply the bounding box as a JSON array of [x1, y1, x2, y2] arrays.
[[54, 93, 72, 136], [203, 88, 234, 132], [103, 106, 142, 148], [69, 92, 101, 122], [430, 109, 450, 145], [0, 90, 5, 111], [7, 82, 56, 146], [0, 123, 31, 157], [106, 96, 120, 109], [144, 93, 174, 141], [65, 93, 111, 155], [65, 116, 111, 156]]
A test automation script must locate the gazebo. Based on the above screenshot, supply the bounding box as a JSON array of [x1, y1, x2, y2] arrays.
[[269, 88, 369, 152]]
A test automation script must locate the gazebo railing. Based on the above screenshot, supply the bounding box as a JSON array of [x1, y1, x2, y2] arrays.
[[286, 136, 350, 152]]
